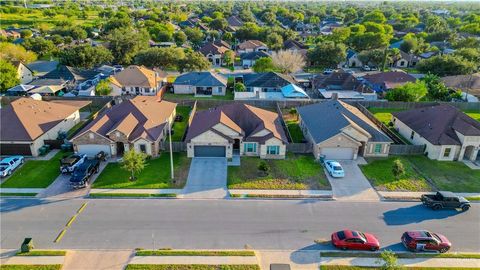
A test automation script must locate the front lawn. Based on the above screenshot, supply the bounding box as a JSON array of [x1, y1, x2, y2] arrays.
[[92, 153, 190, 189], [408, 156, 480, 192], [0, 151, 70, 188], [360, 157, 432, 192], [0, 266, 62, 270], [136, 250, 254, 256], [228, 154, 330, 190], [127, 265, 259, 270], [171, 106, 192, 141]]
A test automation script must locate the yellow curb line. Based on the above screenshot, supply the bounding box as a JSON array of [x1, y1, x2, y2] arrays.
[[54, 229, 67, 243], [77, 202, 88, 214], [66, 214, 77, 227]]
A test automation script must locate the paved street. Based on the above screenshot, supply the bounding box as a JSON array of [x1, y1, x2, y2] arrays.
[[1, 198, 479, 252]]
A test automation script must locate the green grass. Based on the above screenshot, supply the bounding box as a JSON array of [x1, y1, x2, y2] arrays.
[[136, 250, 254, 256], [126, 265, 259, 270], [367, 107, 406, 125], [0, 151, 70, 188], [171, 106, 191, 141], [464, 110, 480, 122], [0, 266, 62, 270], [228, 154, 330, 190], [286, 120, 305, 143], [408, 156, 480, 192], [92, 153, 190, 189], [67, 120, 88, 138], [163, 91, 234, 101], [89, 193, 176, 198], [0, 193, 37, 197], [466, 196, 480, 201], [16, 250, 66, 256], [320, 251, 480, 259], [360, 157, 432, 192]]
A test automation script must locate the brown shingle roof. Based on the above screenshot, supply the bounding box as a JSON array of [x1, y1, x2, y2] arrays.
[[441, 73, 480, 97], [72, 96, 176, 142], [0, 98, 81, 141], [393, 104, 480, 145], [185, 103, 288, 143], [199, 41, 230, 56], [363, 71, 416, 89], [237, 40, 267, 50], [110, 65, 164, 88]]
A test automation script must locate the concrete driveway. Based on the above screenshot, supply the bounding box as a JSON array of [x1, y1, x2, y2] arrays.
[[325, 159, 380, 201], [181, 157, 228, 199]]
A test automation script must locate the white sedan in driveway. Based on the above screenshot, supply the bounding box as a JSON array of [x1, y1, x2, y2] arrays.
[[324, 160, 345, 178], [0, 156, 25, 177]]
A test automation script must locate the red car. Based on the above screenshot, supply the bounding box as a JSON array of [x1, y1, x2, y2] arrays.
[[401, 231, 451, 253], [331, 230, 380, 251]]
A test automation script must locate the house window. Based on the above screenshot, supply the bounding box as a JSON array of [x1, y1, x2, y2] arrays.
[[443, 148, 451, 158], [144, 88, 150, 93], [374, 144, 382, 154], [139, 144, 147, 153], [410, 131, 415, 140], [217, 87, 222, 93], [267, 145, 280, 155], [89, 133, 94, 139], [244, 143, 256, 153]]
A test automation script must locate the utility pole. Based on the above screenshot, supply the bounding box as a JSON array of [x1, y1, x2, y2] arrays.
[[168, 119, 174, 180]]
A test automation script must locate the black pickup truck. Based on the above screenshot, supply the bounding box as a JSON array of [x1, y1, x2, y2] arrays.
[[421, 191, 471, 211], [70, 159, 100, 189]]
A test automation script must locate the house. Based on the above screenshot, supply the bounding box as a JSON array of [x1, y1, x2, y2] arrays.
[[42, 65, 102, 92], [236, 40, 268, 54], [361, 71, 416, 93], [109, 65, 166, 96], [27, 79, 68, 96], [283, 39, 308, 51], [71, 96, 177, 157], [0, 98, 89, 156], [226, 15, 244, 31], [11, 61, 34, 84], [313, 71, 376, 100], [342, 50, 363, 68], [393, 51, 420, 68], [26, 60, 59, 77], [185, 103, 288, 159], [297, 99, 392, 160], [0, 29, 21, 39], [392, 105, 480, 161], [173, 72, 227, 96], [199, 40, 231, 66], [239, 51, 270, 68], [236, 72, 308, 100], [441, 73, 480, 98]]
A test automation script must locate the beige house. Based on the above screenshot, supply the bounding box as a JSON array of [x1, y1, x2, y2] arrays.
[[109, 65, 166, 96], [13, 61, 34, 84], [185, 103, 288, 159], [297, 100, 392, 160], [393, 105, 480, 161], [0, 98, 88, 156], [71, 96, 176, 157]]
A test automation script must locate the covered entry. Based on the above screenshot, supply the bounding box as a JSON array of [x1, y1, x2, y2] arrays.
[[194, 146, 226, 157], [320, 147, 355, 160]]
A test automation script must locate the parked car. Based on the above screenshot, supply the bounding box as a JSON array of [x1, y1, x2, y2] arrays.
[[70, 159, 100, 189], [421, 191, 470, 211], [0, 156, 24, 177], [401, 230, 451, 253], [331, 230, 380, 251], [323, 68, 334, 74], [362, 65, 371, 71], [60, 154, 87, 174], [324, 160, 345, 178]]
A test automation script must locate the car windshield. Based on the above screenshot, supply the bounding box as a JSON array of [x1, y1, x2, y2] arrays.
[[0, 163, 9, 166], [0, 167, 6, 171], [337, 231, 346, 240], [432, 233, 441, 243], [333, 166, 343, 171]]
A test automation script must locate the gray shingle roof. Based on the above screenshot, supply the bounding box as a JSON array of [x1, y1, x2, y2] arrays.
[[173, 72, 227, 87], [297, 100, 392, 144], [243, 72, 296, 88]]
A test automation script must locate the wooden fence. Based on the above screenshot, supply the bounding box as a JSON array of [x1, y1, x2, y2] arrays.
[[287, 143, 313, 153], [356, 100, 480, 111], [161, 141, 187, 152], [389, 144, 426, 155]]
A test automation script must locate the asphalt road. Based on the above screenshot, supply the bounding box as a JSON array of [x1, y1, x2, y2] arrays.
[[1, 198, 479, 252]]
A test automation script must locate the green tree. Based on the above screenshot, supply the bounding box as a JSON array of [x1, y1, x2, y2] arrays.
[[328, 27, 351, 44], [107, 28, 149, 65], [308, 41, 347, 69], [234, 82, 246, 92], [376, 250, 403, 270], [59, 45, 113, 69], [121, 150, 147, 181], [0, 42, 37, 63], [177, 51, 211, 72], [392, 159, 405, 178], [20, 29, 33, 38], [454, 48, 480, 65], [266, 33, 283, 51], [209, 18, 228, 30], [223, 50, 235, 68], [252, 57, 276, 72], [358, 49, 385, 68], [417, 55, 476, 77], [422, 73, 455, 101], [184, 27, 205, 48], [95, 79, 112, 96], [362, 10, 387, 24], [173, 31, 187, 46], [262, 12, 277, 26], [386, 81, 427, 102], [0, 59, 20, 92], [23, 37, 56, 57], [134, 47, 185, 70]]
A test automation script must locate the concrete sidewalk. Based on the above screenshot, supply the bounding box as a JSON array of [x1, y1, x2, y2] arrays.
[[130, 255, 258, 265], [89, 188, 182, 194], [0, 188, 44, 194], [257, 250, 321, 270], [321, 256, 480, 268], [62, 250, 134, 270], [230, 189, 332, 198], [379, 191, 480, 200]]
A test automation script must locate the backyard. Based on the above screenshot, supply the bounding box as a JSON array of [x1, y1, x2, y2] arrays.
[[282, 108, 305, 143], [228, 154, 330, 190], [170, 106, 192, 141], [92, 153, 190, 189], [0, 151, 70, 188], [163, 91, 234, 101], [368, 107, 480, 124]]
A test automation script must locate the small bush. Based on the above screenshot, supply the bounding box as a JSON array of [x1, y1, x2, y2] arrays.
[[376, 250, 403, 270], [258, 161, 270, 175], [289, 108, 297, 115], [392, 159, 405, 178]]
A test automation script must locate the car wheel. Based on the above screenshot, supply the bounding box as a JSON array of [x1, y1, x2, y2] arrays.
[[371, 247, 378, 252], [7, 170, 11, 175], [432, 204, 442, 210], [21, 159, 24, 164], [439, 247, 449, 253], [341, 246, 347, 250], [462, 205, 470, 212]]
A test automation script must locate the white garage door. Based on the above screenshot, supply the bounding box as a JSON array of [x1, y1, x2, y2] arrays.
[[320, 147, 355, 160], [77, 144, 111, 157]]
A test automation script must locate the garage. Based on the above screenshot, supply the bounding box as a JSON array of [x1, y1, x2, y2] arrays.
[[0, 143, 32, 156], [320, 147, 355, 160], [77, 144, 112, 157], [194, 146, 226, 157]]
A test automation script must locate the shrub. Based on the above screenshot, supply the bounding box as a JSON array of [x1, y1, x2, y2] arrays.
[[258, 161, 270, 175], [392, 159, 405, 178], [376, 250, 403, 270], [289, 108, 297, 115]]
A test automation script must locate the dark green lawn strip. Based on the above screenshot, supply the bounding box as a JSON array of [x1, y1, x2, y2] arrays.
[[127, 265, 259, 270], [171, 106, 191, 141], [286, 120, 305, 143], [0, 193, 37, 197], [16, 250, 66, 256], [0, 151, 70, 188], [466, 197, 480, 201], [320, 251, 480, 259], [321, 266, 474, 270], [136, 250, 254, 256], [0, 265, 62, 270], [92, 153, 190, 189], [89, 193, 176, 198]]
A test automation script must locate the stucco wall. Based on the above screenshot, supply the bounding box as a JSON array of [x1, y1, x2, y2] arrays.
[[259, 137, 286, 159], [173, 84, 194, 94]]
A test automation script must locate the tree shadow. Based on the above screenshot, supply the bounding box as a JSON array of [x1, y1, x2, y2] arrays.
[[0, 198, 67, 213], [383, 204, 462, 226]]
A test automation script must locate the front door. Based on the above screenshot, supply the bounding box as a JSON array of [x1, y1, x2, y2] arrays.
[[233, 139, 240, 150], [116, 142, 125, 156]]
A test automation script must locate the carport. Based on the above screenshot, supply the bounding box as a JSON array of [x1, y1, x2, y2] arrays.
[[193, 146, 226, 157]]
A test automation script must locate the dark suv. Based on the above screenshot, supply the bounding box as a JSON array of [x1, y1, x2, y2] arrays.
[[401, 231, 451, 253], [70, 159, 100, 189]]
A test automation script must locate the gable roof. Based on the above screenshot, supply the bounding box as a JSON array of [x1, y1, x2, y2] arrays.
[[297, 100, 392, 144], [283, 39, 308, 50], [43, 65, 100, 83], [227, 15, 244, 28], [26, 60, 59, 76], [237, 40, 267, 50], [240, 51, 270, 60], [314, 71, 373, 93], [173, 72, 227, 87], [110, 65, 162, 88], [72, 96, 176, 142], [0, 98, 81, 141], [243, 72, 297, 88], [185, 103, 288, 143], [199, 40, 230, 56], [362, 71, 416, 89], [393, 104, 480, 145]]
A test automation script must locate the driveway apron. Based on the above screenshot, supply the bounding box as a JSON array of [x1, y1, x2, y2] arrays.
[[182, 157, 228, 199], [62, 250, 134, 270], [326, 159, 380, 201]]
